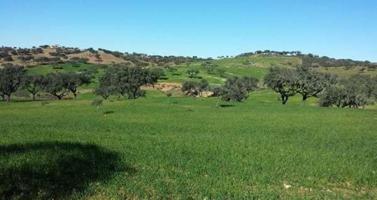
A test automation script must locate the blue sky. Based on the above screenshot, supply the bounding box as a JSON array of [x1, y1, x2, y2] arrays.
[[0, 0, 376, 61]]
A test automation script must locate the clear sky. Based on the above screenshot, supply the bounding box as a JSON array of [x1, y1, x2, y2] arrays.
[[0, 0, 376, 61]]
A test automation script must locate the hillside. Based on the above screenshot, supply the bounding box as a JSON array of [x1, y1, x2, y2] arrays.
[[0, 45, 202, 67], [1, 46, 377, 199], [1, 46, 376, 82]]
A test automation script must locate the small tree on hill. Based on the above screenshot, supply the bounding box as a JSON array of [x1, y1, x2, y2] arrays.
[[61, 73, 92, 98], [220, 76, 258, 102], [181, 79, 209, 96], [145, 68, 163, 87], [319, 77, 370, 108], [42, 73, 68, 100], [95, 70, 115, 99], [96, 65, 158, 99], [22, 75, 44, 101], [296, 66, 336, 101], [264, 67, 298, 104], [0, 65, 26, 102]]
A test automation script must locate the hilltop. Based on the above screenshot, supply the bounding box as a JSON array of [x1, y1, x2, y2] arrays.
[[0, 45, 204, 67], [1, 46, 376, 86]]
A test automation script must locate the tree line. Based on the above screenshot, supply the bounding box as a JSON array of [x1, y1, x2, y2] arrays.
[[182, 76, 259, 103], [264, 66, 377, 108], [1, 63, 376, 109], [0, 64, 92, 102], [236, 50, 377, 69]]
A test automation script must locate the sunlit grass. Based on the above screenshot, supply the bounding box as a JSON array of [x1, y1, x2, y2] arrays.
[[1, 90, 376, 199]]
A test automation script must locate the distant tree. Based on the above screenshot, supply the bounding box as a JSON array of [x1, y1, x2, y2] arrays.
[[240, 76, 259, 92], [210, 86, 223, 97], [220, 76, 258, 102], [181, 79, 209, 96], [96, 65, 157, 99], [94, 86, 112, 100], [42, 73, 68, 100], [264, 67, 298, 104], [348, 75, 377, 100], [296, 66, 336, 101], [0, 65, 26, 102], [198, 79, 209, 94], [146, 68, 164, 87], [186, 68, 199, 78], [95, 72, 115, 100], [319, 77, 369, 108], [22, 75, 44, 101], [319, 85, 345, 107], [77, 71, 94, 85], [61, 73, 83, 98]]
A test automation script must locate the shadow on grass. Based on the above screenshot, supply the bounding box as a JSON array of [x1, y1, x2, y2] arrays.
[[0, 141, 133, 199], [219, 104, 235, 108], [103, 110, 115, 115]]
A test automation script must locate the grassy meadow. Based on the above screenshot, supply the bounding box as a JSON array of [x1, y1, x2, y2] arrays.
[[1, 57, 377, 199], [1, 89, 377, 199]]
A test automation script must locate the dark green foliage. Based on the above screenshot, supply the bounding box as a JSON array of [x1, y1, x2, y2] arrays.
[[62, 73, 80, 98], [210, 86, 223, 97], [264, 67, 298, 104], [296, 66, 337, 101], [319, 75, 376, 108], [146, 67, 164, 86], [320, 85, 368, 108], [181, 79, 209, 96], [95, 72, 115, 99], [22, 75, 44, 101], [301, 54, 377, 68], [96, 65, 158, 99], [61, 73, 89, 98], [42, 73, 68, 100], [94, 86, 113, 100], [0, 64, 26, 102], [220, 76, 258, 102], [186, 68, 200, 78], [41, 72, 91, 100], [349, 75, 377, 100]]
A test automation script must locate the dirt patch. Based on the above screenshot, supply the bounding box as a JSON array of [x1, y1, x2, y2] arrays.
[[143, 82, 182, 92]]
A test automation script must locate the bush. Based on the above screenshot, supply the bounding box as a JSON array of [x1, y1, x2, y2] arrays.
[[319, 76, 371, 108], [182, 79, 209, 96], [220, 76, 258, 102]]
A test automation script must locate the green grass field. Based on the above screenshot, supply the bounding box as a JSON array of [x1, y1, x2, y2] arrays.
[[2, 56, 377, 199], [1, 89, 377, 199]]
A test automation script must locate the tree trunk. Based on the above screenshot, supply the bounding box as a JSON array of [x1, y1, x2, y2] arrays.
[[6, 95, 11, 102], [302, 94, 308, 101], [281, 95, 288, 105], [55, 94, 62, 100], [32, 94, 36, 101]]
